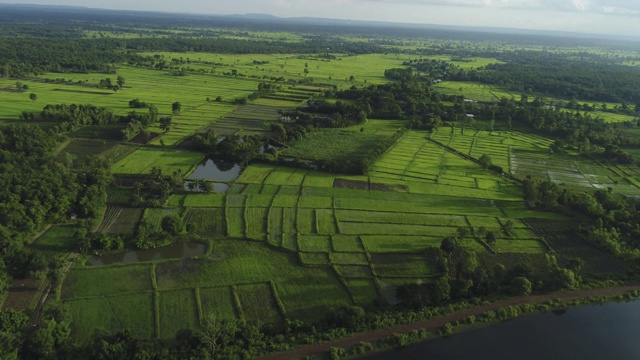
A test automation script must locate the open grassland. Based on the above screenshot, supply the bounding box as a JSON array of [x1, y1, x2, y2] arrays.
[[111, 147, 203, 175], [282, 129, 388, 163], [138, 53, 414, 89], [434, 81, 516, 102]]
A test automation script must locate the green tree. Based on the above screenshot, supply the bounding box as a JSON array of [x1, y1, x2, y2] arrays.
[[29, 93, 37, 101], [160, 117, 172, 132], [479, 154, 492, 169], [510, 276, 532, 296], [161, 214, 183, 236], [172, 101, 181, 115], [116, 75, 125, 88]]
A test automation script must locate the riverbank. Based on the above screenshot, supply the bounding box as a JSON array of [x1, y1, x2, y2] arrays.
[[259, 284, 640, 360]]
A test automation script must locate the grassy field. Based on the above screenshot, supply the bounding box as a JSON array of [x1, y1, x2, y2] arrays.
[[32, 225, 78, 258], [111, 147, 204, 175], [281, 128, 388, 163]]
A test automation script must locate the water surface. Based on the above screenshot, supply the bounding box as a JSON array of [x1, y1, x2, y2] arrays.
[[365, 299, 640, 360], [86, 242, 207, 266], [188, 159, 242, 182]]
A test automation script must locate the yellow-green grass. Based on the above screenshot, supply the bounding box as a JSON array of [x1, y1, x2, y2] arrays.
[[0, 65, 257, 121], [426, 55, 506, 70], [139, 52, 413, 89], [434, 81, 516, 102], [111, 147, 203, 175]]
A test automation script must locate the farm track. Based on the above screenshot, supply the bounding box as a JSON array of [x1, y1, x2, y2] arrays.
[[259, 284, 640, 360]]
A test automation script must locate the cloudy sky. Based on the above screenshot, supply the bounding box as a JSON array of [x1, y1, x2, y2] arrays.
[[3, 0, 639, 36]]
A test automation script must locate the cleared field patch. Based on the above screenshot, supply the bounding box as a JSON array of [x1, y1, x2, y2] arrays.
[[246, 207, 269, 240], [362, 235, 445, 253], [235, 164, 274, 184], [105, 208, 144, 235], [268, 206, 284, 246], [336, 210, 468, 227], [32, 225, 77, 257], [61, 264, 153, 299], [183, 208, 225, 236], [199, 286, 238, 321], [346, 278, 378, 307], [300, 252, 331, 266], [330, 252, 369, 265], [298, 235, 332, 252], [282, 129, 389, 163], [371, 253, 436, 278], [226, 207, 246, 238], [112, 147, 203, 175], [297, 208, 316, 234], [184, 194, 226, 207], [235, 283, 283, 324], [66, 292, 154, 343], [158, 289, 199, 340], [316, 209, 338, 235], [339, 222, 458, 237], [332, 235, 365, 252], [210, 104, 289, 136], [56, 138, 116, 166], [282, 208, 298, 250], [493, 239, 547, 254]]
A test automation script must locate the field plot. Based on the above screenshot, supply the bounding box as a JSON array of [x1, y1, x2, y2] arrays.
[[32, 225, 77, 256], [209, 104, 291, 136], [104, 208, 143, 234], [235, 283, 284, 324], [183, 208, 225, 236], [67, 293, 155, 343], [158, 289, 199, 339], [61, 264, 153, 299], [111, 147, 203, 175], [434, 81, 515, 102], [56, 139, 116, 166], [346, 278, 379, 306], [368, 130, 520, 200], [281, 128, 389, 163], [198, 286, 238, 321]]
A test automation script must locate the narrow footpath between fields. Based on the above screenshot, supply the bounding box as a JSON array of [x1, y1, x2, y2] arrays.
[[260, 284, 640, 360]]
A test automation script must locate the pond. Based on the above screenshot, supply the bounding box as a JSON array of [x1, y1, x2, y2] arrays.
[[188, 158, 242, 182], [85, 242, 207, 266], [365, 299, 640, 360]]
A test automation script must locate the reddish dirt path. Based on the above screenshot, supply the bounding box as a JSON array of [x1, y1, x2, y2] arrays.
[[260, 285, 640, 360]]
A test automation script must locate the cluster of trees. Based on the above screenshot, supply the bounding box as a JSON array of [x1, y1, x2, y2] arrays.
[[192, 131, 270, 166], [396, 237, 579, 309], [97, 76, 125, 91], [523, 177, 640, 257], [130, 167, 185, 207], [0, 125, 111, 294], [406, 52, 640, 105]]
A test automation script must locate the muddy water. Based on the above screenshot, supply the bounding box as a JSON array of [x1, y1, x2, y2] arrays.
[[85, 242, 207, 266]]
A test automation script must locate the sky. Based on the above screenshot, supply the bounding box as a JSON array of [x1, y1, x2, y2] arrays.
[[2, 0, 640, 36]]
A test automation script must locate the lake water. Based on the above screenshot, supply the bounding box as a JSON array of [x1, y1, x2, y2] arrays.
[[188, 159, 242, 182], [85, 242, 207, 266], [365, 299, 640, 360]]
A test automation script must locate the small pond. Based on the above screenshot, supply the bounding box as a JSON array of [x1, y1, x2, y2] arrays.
[[86, 242, 207, 266], [188, 159, 242, 182]]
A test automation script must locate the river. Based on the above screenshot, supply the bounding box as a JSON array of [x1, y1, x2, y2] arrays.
[[365, 299, 640, 360]]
